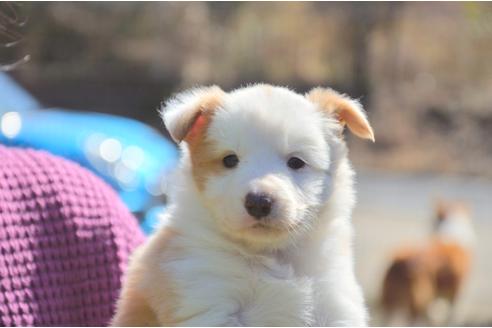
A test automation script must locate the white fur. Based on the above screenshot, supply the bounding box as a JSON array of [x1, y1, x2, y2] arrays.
[[435, 208, 476, 250], [118, 84, 369, 326]]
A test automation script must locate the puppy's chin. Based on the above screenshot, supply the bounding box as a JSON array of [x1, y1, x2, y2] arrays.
[[219, 216, 303, 251]]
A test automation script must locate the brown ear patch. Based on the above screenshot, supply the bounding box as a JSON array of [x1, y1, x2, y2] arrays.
[[185, 111, 226, 191], [193, 89, 224, 126], [162, 86, 225, 143], [177, 88, 224, 142], [185, 111, 209, 141], [307, 87, 375, 141]]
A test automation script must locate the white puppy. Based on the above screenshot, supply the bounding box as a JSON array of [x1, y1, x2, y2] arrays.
[[111, 84, 374, 326]]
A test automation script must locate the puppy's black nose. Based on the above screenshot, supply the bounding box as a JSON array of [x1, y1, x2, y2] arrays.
[[245, 192, 273, 219]]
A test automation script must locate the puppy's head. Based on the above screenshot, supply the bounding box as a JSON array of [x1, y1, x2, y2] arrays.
[[162, 84, 373, 249]]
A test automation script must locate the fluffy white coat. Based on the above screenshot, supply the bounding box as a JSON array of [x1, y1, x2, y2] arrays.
[[111, 84, 374, 326]]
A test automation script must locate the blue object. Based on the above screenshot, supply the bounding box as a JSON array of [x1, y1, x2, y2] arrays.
[[0, 72, 178, 234], [0, 73, 40, 112], [140, 205, 167, 235]]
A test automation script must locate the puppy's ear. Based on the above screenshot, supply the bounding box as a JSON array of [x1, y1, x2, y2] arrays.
[[306, 87, 375, 142], [161, 86, 225, 143]]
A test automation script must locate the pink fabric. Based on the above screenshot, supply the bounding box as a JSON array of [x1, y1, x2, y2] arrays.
[[0, 146, 145, 326]]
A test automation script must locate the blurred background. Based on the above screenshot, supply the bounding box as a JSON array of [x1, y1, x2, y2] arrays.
[[1, 2, 491, 326]]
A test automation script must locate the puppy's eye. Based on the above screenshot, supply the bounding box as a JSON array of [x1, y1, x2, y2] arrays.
[[287, 157, 306, 170], [223, 154, 239, 168]]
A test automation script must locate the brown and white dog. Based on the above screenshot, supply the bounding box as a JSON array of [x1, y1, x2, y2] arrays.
[[111, 84, 374, 326], [380, 200, 475, 325]]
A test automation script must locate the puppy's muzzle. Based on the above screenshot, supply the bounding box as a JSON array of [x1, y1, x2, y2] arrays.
[[245, 192, 274, 219]]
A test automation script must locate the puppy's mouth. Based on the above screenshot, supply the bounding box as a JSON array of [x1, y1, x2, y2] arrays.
[[252, 222, 272, 229], [250, 221, 285, 233]]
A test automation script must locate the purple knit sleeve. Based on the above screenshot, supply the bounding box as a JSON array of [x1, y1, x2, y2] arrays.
[[0, 146, 146, 326]]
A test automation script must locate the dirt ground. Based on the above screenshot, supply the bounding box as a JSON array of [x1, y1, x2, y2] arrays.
[[352, 169, 492, 326]]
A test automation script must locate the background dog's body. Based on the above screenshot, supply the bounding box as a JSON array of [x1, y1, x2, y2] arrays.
[[112, 85, 374, 326], [381, 201, 474, 325]]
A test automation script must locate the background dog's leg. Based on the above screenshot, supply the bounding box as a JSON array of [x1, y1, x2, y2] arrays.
[[443, 299, 457, 326]]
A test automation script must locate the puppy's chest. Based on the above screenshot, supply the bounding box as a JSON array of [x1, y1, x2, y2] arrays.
[[246, 256, 313, 302], [170, 250, 315, 325], [233, 256, 314, 325], [249, 255, 295, 279]]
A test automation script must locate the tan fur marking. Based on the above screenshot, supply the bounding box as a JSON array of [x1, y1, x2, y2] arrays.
[[172, 87, 225, 142], [186, 116, 226, 190], [199, 89, 224, 115], [307, 88, 375, 141], [111, 227, 183, 326], [185, 111, 226, 191], [110, 285, 159, 326]]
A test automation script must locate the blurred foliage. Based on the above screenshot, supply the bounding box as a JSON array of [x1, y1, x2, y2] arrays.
[[5, 2, 492, 176]]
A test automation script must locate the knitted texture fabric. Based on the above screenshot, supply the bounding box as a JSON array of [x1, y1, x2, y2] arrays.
[[0, 146, 146, 326]]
